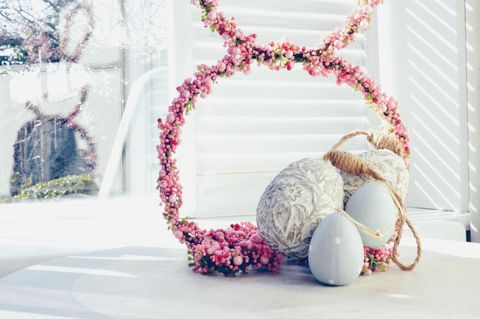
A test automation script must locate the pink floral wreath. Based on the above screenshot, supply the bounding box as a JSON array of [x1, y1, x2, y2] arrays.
[[157, 0, 409, 276]]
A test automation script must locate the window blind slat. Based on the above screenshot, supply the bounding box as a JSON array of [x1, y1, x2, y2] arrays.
[[196, 116, 369, 135], [197, 149, 365, 175], [199, 0, 358, 16], [197, 80, 362, 100], [196, 134, 368, 154], [191, 10, 359, 31], [195, 99, 366, 117]]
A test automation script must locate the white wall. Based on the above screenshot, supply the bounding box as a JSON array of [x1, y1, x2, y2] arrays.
[[377, 0, 470, 213]]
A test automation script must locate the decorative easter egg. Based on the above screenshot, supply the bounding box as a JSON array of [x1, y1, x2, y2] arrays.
[[308, 213, 364, 286], [345, 182, 397, 248], [341, 149, 409, 205], [256, 158, 344, 259]]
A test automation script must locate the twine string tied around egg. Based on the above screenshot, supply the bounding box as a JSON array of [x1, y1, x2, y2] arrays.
[[324, 130, 421, 271], [336, 209, 386, 241]]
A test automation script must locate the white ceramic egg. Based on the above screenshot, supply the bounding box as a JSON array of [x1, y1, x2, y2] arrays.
[[341, 149, 409, 206], [345, 182, 397, 248], [308, 213, 364, 286]]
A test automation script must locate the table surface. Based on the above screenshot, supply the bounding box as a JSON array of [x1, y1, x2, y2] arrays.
[[0, 238, 479, 319]]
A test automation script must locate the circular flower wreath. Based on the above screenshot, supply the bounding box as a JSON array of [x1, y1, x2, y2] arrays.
[[157, 0, 409, 276]]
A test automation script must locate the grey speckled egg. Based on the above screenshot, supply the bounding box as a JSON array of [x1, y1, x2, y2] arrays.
[[308, 213, 364, 286], [256, 158, 344, 259]]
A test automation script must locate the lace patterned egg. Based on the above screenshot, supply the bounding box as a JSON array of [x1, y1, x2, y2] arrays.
[[256, 158, 344, 259], [341, 149, 409, 205]]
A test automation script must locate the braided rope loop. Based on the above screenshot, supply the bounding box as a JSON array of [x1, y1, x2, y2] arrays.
[[324, 131, 421, 271]]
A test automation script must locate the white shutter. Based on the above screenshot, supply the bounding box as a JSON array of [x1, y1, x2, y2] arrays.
[[185, 0, 375, 217], [377, 0, 469, 213]]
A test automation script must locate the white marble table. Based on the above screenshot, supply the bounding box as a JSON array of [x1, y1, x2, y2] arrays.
[[0, 238, 479, 319]]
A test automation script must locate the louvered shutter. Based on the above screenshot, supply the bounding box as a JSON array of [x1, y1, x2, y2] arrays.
[[184, 0, 376, 217]]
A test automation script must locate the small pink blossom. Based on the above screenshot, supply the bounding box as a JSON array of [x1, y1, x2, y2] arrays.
[[207, 11, 217, 21], [174, 230, 184, 240], [233, 256, 243, 266]]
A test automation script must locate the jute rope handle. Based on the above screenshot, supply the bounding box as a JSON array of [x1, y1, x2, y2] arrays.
[[324, 130, 421, 271]]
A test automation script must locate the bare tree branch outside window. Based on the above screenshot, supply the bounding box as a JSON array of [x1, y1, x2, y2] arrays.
[[0, 0, 78, 64]]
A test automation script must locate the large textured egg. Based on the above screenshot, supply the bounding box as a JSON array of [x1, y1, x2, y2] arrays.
[[308, 213, 364, 286], [345, 182, 397, 248], [341, 149, 409, 206], [256, 158, 344, 259]]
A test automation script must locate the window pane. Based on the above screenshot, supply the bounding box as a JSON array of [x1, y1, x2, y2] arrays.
[[0, 1, 128, 202]]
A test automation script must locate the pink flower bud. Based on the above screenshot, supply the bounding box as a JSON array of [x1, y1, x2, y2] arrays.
[[260, 256, 269, 265], [215, 232, 225, 241], [166, 114, 175, 123], [360, 20, 369, 30], [208, 11, 217, 20], [233, 256, 243, 266], [250, 233, 263, 244], [174, 230, 183, 240]]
